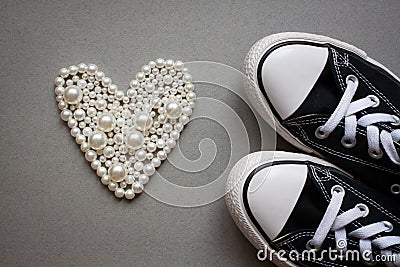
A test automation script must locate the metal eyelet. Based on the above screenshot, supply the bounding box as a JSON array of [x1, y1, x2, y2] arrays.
[[306, 240, 319, 251], [346, 75, 359, 87], [341, 136, 357, 148], [391, 184, 400, 195], [331, 185, 345, 195], [382, 221, 394, 232], [315, 126, 329, 139], [368, 148, 383, 159], [356, 203, 369, 217], [367, 95, 380, 108], [391, 115, 400, 126]]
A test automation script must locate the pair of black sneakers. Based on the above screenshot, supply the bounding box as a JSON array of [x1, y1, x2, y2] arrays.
[[225, 33, 399, 266]]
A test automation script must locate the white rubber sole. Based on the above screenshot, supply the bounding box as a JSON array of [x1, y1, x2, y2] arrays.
[[225, 151, 337, 267], [242, 32, 400, 158]]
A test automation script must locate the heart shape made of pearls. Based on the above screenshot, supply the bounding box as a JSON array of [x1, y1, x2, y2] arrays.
[[54, 59, 196, 199]]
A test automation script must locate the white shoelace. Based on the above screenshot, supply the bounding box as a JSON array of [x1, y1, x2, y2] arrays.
[[307, 185, 400, 266], [316, 75, 400, 165]]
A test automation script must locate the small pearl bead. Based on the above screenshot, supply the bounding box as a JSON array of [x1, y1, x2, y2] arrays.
[[134, 161, 144, 171], [114, 188, 125, 198], [174, 61, 184, 71], [155, 58, 165, 68], [87, 64, 98, 75], [125, 189, 135, 199], [78, 63, 87, 73], [143, 164, 155, 176], [60, 109, 72, 121], [101, 175, 110, 185], [68, 65, 79, 75], [132, 181, 144, 193], [108, 182, 117, 191], [151, 158, 161, 167], [139, 174, 149, 184], [97, 167, 107, 177], [91, 160, 101, 170], [108, 162, 127, 182], [55, 77, 65, 87], [59, 68, 69, 78]]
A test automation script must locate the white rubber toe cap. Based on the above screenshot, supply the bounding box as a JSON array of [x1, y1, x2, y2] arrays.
[[247, 164, 308, 240], [260, 44, 329, 120]]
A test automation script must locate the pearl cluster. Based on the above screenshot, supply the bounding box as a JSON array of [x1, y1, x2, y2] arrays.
[[54, 60, 195, 199]]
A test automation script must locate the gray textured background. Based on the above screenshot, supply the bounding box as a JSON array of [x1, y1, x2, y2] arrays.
[[1, 0, 399, 266]]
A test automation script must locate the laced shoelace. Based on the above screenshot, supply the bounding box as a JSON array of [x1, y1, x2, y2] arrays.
[[315, 75, 400, 165], [307, 185, 400, 266]]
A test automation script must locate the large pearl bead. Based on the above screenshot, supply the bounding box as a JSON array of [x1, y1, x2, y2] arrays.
[[134, 112, 153, 131], [63, 85, 83, 104], [88, 131, 107, 150], [125, 130, 145, 150], [97, 113, 116, 132], [108, 162, 127, 182], [165, 100, 182, 119]]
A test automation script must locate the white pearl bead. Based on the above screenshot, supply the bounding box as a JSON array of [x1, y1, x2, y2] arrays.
[[157, 151, 167, 160], [142, 65, 151, 74], [143, 164, 155, 176], [59, 68, 69, 78], [165, 100, 182, 119], [156, 139, 165, 148], [87, 64, 98, 75], [134, 161, 144, 171], [147, 142, 156, 152], [134, 112, 153, 131], [136, 72, 145, 82], [135, 149, 147, 160], [170, 130, 180, 140], [166, 138, 176, 148], [55, 77, 65, 86], [63, 85, 83, 104], [75, 134, 86, 144], [91, 160, 101, 170], [95, 71, 104, 81], [88, 131, 107, 150], [85, 150, 97, 162], [163, 75, 173, 85], [97, 166, 107, 177], [187, 92, 196, 101], [138, 174, 149, 184], [115, 188, 125, 198], [67, 65, 78, 75], [182, 106, 192, 116], [73, 108, 85, 121], [101, 175, 110, 185], [165, 59, 174, 69], [108, 162, 127, 182], [174, 61, 184, 71], [107, 181, 117, 191], [103, 146, 115, 158], [132, 181, 144, 193], [115, 90, 124, 100], [175, 123, 184, 132], [95, 99, 107, 110], [60, 109, 72, 121], [155, 58, 165, 68], [125, 189, 135, 199], [180, 115, 190, 125], [80, 142, 90, 152], [130, 80, 139, 89], [151, 158, 161, 167], [183, 74, 192, 83], [78, 63, 87, 73], [97, 113, 116, 132], [87, 107, 97, 117], [70, 127, 80, 137], [185, 83, 194, 92], [125, 130, 145, 150]]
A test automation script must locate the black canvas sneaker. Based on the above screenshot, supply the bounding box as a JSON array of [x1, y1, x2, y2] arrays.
[[243, 32, 400, 196], [225, 151, 400, 266]]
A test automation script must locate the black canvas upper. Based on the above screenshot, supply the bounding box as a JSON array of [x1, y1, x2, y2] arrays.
[[243, 161, 400, 267], [257, 41, 400, 197]]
